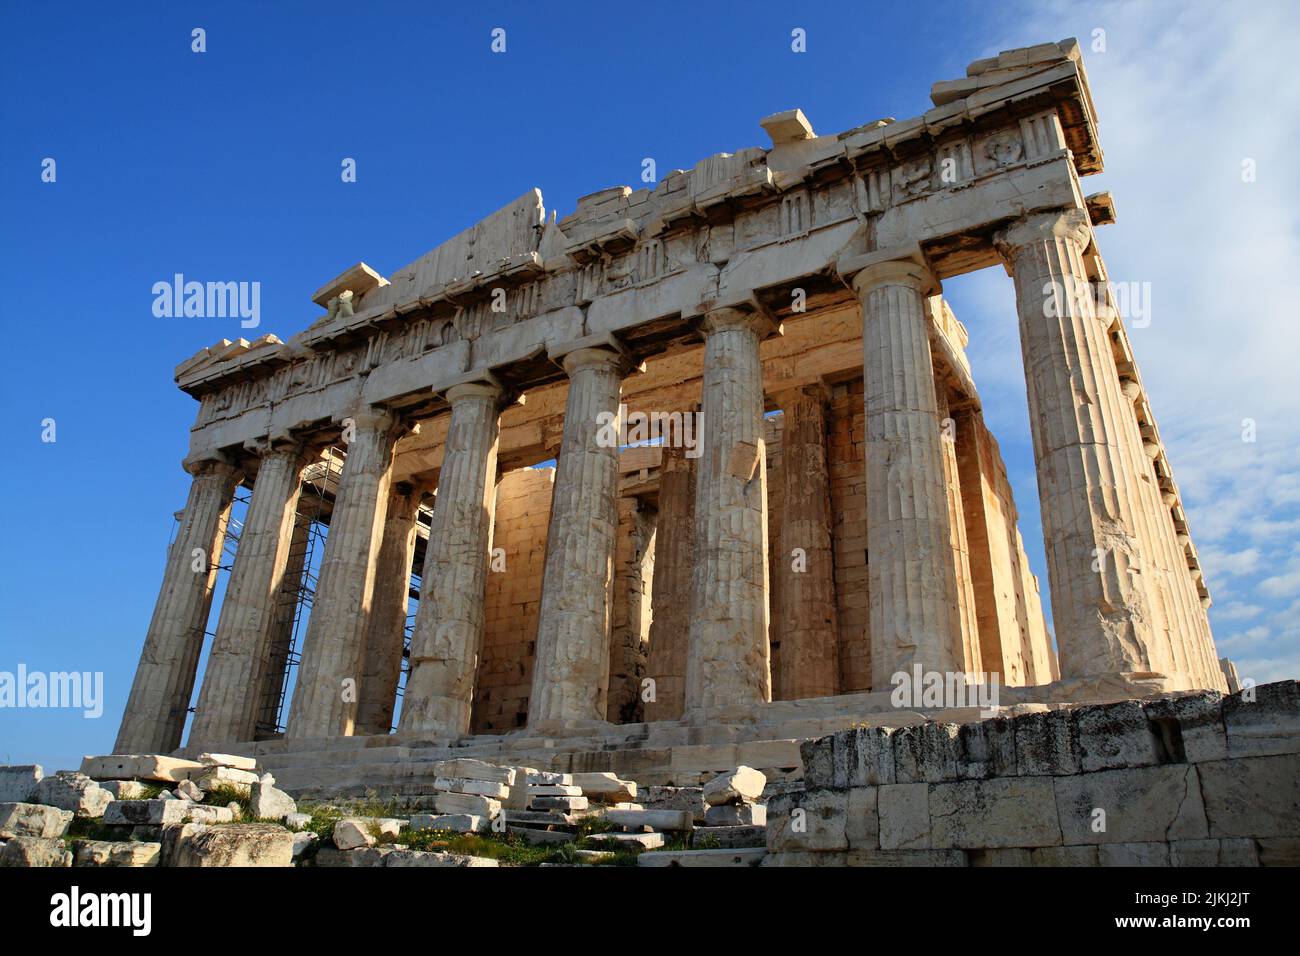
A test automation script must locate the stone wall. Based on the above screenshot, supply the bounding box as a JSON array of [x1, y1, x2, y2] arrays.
[[471, 468, 554, 734], [828, 379, 870, 692], [764, 682, 1300, 866]]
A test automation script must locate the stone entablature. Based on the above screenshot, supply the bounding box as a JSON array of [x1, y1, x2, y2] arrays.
[[176, 42, 1091, 451]]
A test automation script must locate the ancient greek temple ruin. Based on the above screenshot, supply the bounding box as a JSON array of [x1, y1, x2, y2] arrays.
[[115, 38, 1229, 791]]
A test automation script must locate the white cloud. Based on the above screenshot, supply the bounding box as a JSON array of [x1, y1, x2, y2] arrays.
[[950, 0, 1300, 685], [1260, 559, 1300, 599], [1197, 546, 1261, 578], [1214, 602, 1262, 622]]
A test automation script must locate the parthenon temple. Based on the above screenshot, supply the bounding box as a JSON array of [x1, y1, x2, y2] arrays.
[[115, 39, 1229, 793]]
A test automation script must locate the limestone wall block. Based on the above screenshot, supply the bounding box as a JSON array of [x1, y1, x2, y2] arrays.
[[1168, 839, 1258, 866], [1029, 845, 1099, 866], [1222, 681, 1300, 758], [929, 777, 1062, 849], [893, 723, 962, 783], [1053, 765, 1208, 844], [878, 783, 929, 850], [766, 788, 849, 852], [1142, 692, 1228, 762], [1198, 753, 1300, 839], [956, 718, 1017, 780], [1074, 700, 1160, 772], [826, 727, 897, 788], [1096, 842, 1170, 866], [1012, 710, 1080, 776], [1256, 837, 1300, 866]]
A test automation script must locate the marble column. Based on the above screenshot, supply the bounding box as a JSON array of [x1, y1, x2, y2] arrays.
[[253, 510, 312, 736], [287, 407, 404, 738], [400, 383, 503, 736], [607, 497, 656, 723], [529, 347, 627, 726], [115, 457, 240, 754], [684, 308, 774, 720], [355, 481, 425, 735], [852, 260, 965, 687], [935, 383, 983, 675], [190, 441, 309, 746], [995, 209, 1162, 679], [775, 384, 839, 699], [644, 438, 696, 721]]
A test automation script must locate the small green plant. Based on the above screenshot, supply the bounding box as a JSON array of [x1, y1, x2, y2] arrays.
[[205, 783, 251, 817], [64, 817, 117, 843], [296, 801, 345, 839]]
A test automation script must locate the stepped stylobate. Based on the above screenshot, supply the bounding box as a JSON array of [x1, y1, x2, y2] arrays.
[[119, 39, 1230, 770]]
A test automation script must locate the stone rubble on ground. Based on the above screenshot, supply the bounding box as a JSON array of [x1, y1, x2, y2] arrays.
[[0, 765, 43, 803], [36, 771, 114, 818], [0, 802, 74, 840], [701, 767, 768, 828], [250, 777, 298, 822]]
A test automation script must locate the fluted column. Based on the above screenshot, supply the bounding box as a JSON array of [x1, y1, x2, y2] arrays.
[[853, 260, 965, 687], [400, 383, 503, 736], [935, 383, 982, 674], [995, 209, 1162, 680], [684, 308, 774, 719], [253, 510, 312, 736], [115, 457, 240, 753], [644, 438, 696, 721], [355, 481, 425, 735], [287, 407, 405, 738], [529, 347, 627, 726], [190, 441, 310, 746], [775, 384, 839, 699]]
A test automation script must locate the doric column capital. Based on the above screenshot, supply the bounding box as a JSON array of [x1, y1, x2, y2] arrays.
[[993, 208, 1092, 261], [549, 332, 643, 378], [244, 434, 311, 463], [445, 380, 505, 406], [182, 453, 240, 482], [339, 403, 398, 432], [697, 305, 781, 339], [334, 403, 416, 444], [849, 257, 937, 298], [561, 345, 630, 377]]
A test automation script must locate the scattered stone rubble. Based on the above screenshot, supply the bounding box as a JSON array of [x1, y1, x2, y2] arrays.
[[6, 683, 1297, 867], [0, 744, 783, 867]]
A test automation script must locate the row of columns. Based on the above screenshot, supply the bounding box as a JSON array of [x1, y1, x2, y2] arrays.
[[117, 205, 1222, 754]]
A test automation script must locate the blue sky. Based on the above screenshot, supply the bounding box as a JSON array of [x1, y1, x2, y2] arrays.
[[3, 1, 1297, 772]]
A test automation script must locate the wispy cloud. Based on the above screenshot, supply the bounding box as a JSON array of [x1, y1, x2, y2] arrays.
[[948, 0, 1300, 686]]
